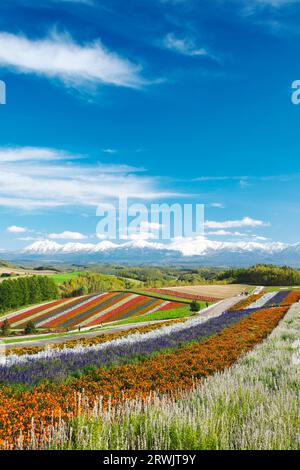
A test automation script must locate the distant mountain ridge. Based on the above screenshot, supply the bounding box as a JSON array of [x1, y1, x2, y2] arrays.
[[1, 237, 299, 267]]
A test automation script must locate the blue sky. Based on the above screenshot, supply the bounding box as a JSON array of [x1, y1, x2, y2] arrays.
[[0, 0, 300, 253]]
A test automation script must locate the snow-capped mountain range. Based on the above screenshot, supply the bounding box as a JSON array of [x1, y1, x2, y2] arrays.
[[4, 237, 299, 266]]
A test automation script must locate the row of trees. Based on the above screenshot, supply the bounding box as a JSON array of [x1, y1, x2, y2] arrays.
[[217, 264, 300, 286], [0, 276, 60, 313]]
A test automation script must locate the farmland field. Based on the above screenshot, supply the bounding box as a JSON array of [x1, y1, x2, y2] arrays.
[[151, 284, 251, 300]]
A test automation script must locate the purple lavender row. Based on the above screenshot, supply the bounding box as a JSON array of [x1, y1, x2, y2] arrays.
[[264, 290, 291, 307], [0, 308, 258, 386]]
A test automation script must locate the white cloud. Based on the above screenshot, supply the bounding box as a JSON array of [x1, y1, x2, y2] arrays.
[[205, 216, 269, 229], [0, 31, 145, 90], [49, 231, 87, 240], [210, 202, 224, 208], [162, 33, 208, 57], [7, 225, 27, 233], [0, 147, 76, 162], [0, 146, 176, 210]]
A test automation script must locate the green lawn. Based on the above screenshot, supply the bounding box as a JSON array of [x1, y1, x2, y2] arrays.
[[48, 272, 82, 284]]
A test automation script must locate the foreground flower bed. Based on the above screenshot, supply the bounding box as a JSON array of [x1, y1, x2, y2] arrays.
[[0, 306, 288, 448], [43, 303, 299, 451]]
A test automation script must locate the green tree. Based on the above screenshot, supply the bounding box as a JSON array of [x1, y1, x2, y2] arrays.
[[190, 301, 201, 312], [1, 319, 11, 336]]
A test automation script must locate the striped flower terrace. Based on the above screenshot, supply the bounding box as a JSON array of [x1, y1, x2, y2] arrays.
[[0, 292, 185, 330]]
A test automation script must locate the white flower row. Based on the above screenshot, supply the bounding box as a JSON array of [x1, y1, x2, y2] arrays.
[[247, 291, 278, 310]]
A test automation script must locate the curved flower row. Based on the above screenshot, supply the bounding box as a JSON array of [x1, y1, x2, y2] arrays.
[[0, 308, 255, 384]]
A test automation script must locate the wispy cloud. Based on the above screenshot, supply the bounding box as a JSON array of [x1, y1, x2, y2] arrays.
[[6, 225, 27, 233], [230, 0, 299, 15], [0, 147, 76, 162], [162, 33, 209, 57], [0, 31, 145, 90], [0, 146, 176, 210], [206, 229, 246, 236]]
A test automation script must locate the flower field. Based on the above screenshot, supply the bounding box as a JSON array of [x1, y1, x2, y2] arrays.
[[47, 302, 300, 451], [0, 292, 184, 330], [0, 289, 298, 449]]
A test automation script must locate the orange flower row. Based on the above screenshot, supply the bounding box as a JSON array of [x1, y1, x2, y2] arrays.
[[282, 290, 300, 306]]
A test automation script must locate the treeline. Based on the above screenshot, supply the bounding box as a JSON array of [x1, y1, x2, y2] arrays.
[[60, 272, 135, 298], [217, 264, 300, 286], [0, 276, 60, 313], [88, 265, 223, 288]]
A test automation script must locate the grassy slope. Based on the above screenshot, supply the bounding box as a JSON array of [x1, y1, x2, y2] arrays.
[[48, 272, 82, 284]]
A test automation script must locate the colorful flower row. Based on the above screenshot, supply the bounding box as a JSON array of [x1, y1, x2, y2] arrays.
[[1, 292, 183, 330], [0, 306, 288, 448]]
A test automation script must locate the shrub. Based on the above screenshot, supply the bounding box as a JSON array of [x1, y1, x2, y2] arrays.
[[24, 321, 37, 335], [190, 301, 201, 312]]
